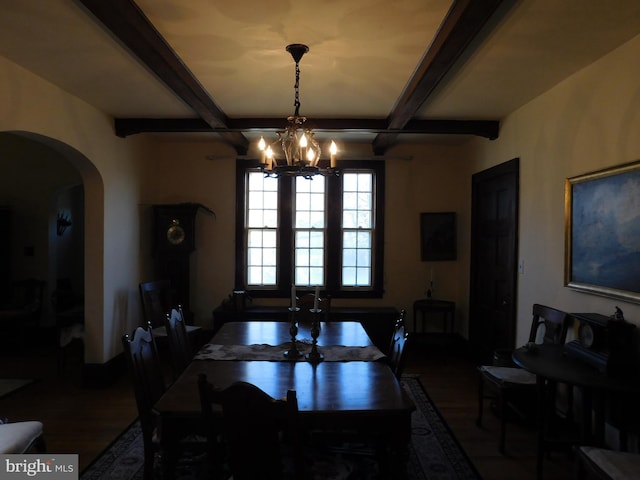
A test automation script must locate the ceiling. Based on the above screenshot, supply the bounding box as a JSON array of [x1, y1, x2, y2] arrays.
[[1, 0, 640, 155]]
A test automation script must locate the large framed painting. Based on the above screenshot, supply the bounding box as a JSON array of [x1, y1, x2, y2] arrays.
[[565, 160, 640, 303], [420, 212, 456, 261]]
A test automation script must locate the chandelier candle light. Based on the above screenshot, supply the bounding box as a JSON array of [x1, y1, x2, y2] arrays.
[[258, 44, 338, 178]]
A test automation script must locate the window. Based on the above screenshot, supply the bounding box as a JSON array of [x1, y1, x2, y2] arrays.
[[235, 160, 385, 298]]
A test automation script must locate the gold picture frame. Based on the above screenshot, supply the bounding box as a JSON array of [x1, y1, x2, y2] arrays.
[[565, 160, 640, 303]]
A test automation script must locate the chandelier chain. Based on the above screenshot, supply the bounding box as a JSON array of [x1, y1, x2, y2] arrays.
[[294, 62, 301, 117]]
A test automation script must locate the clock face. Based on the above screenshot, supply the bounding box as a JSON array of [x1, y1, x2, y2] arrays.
[[166, 220, 186, 245], [578, 323, 595, 349]]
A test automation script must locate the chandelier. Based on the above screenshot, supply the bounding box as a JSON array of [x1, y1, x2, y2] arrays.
[[258, 44, 338, 178]]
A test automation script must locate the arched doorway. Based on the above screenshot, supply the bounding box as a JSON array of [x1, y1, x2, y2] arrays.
[[0, 131, 103, 367]]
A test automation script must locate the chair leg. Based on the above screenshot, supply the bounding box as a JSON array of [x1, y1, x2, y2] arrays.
[[476, 378, 484, 427], [499, 392, 507, 454], [33, 434, 46, 453]]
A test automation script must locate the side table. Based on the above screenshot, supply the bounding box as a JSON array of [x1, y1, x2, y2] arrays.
[[413, 298, 455, 334]]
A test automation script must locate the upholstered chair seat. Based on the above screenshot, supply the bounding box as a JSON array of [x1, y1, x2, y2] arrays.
[[0, 421, 45, 454]]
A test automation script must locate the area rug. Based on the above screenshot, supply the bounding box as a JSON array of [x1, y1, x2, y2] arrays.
[[81, 376, 481, 480], [0, 378, 34, 399]]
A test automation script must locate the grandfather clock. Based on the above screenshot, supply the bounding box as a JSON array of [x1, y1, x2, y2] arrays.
[[152, 203, 203, 323]]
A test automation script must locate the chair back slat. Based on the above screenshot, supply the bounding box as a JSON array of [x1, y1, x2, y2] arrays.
[[529, 304, 570, 345], [164, 306, 193, 377], [389, 309, 410, 379]]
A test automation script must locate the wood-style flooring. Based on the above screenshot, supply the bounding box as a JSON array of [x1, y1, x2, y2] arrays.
[[0, 333, 574, 479]]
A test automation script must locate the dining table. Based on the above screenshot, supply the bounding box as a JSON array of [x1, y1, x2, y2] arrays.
[[154, 320, 416, 476]]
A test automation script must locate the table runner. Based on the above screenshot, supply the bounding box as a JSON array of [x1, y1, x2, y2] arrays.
[[194, 342, 386, 362]]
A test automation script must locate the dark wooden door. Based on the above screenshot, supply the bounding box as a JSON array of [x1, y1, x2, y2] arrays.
[[469, 158, 519, 362]]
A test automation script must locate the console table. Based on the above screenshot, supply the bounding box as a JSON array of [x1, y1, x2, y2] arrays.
[[513, 344, 640, 479], [412, 298, 455, 334], [212, 305, 400, 352]]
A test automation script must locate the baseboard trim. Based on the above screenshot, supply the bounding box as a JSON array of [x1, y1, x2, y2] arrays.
[[82, 353, 126, 388]]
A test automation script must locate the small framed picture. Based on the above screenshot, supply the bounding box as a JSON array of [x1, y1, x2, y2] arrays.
[[420, 212, 456, 261]]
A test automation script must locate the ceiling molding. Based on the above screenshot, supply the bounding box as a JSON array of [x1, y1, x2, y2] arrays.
[[78, 0, 249, 154], [115, 117, 499, 139], [372, 0, 508, 155]]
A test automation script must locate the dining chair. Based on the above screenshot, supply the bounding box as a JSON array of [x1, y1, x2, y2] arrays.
[[139, 279, 202, 345], [297, 292, 331, 325], [198, 374, 302, 480], [164, 305, 193, 379], [0, 421, 46, 454], [123, 323, 206, 480], [122, 323, 166, 480], [476, 303, 570, 453], [387, 309, 406, 355], [388, 310, 410, 379]]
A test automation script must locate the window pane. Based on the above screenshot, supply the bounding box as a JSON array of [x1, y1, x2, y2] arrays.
[[248, 248, 262, 265], [296, 231, 309, 248], [263, 230, 277, 248], [294, 176, 325, 287], [343, 192, 357, 210], [263, 248, 277, 266], [341, 173, 373, 287], [309, 231, 324, 247], [343, 248, 357, 266], [357, 231, 371, 248], [246, 172, 279, 286], [296, 248, 309, 266], [342, 267, 356, 286], [309, 248, 323, 266], [357, 249, 371, 267], [356, 267, 371, 285], [263, 267, 276, 284], [308, 269, 323, 286], [295, 267, 309, 285], [343, 210, 357, 229]]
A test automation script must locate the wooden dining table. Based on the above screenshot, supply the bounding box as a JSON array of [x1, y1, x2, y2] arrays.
[[154, 320, 416, 476]]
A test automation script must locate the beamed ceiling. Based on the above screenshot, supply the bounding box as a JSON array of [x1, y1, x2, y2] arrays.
[[1, 0, 640, 156]]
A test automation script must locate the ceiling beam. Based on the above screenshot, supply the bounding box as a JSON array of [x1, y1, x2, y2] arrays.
[[77, 0, 249, 155], [372, 0, 508, 155], [115, 117, 499, 139]]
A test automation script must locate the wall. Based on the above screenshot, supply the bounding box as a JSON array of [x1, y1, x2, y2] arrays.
[[471, 33, 640, 345], [141, 138, 474, 335], [0, 55, 149, 363], [12, 27, 636, 362]]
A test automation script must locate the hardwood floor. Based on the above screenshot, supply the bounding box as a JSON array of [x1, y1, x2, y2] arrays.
[[0, 332, 574, 479]]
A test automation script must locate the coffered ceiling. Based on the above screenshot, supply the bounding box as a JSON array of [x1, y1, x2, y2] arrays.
[[1, 0, 639, 155]]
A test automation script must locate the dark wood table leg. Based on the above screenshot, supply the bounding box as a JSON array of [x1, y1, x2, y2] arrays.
[[386, 413, 412, 480], [536, 375, 546, 480]]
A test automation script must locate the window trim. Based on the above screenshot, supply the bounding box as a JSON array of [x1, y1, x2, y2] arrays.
[[235, 159, 385, 299]]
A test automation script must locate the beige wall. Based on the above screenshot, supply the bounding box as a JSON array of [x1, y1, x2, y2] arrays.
[[141, 139, 474, 335], [3, 30, 639, 364], [0, 56, 149, 363], [471, 33, 640, 345]]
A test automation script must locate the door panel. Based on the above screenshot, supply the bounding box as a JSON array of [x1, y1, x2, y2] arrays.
[[469, 158, 519, 362]]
